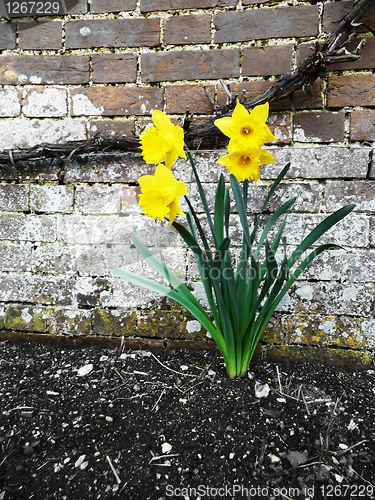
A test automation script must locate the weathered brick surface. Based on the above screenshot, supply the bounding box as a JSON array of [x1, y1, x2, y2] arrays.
[[140, 0, 235, 11], [30, 185, 74, 213], [0, 22, 16, 49], [327, 74, 375, 108], [270, 182, 321, 213], [278, 282, 374, 317], [5, 305, 48, 332], [293, 111, 345, 143], [166, 85, 215, 115], [33, 245, 75, 274], [214, 6, 318, 43], [262, 147, 371, 180], [65, 19, 160, 49], [141, 49, 240, 82], [64, 153, 148, 183], [0, 184, 29, 211], [92, 309, 136, 337], [242, 45, 293, 77], [22, 88, 68, 118], [90, 0, 136, 13], [75, 186, 123, 214], [0, 119, 86, 151], [0, 89, 20, 118], [370, 218, 375, 247], [71, 87, 163, 116], [89, 120, 135, 139], [49, 309, 91, 335], [324, 181, 375, 213], [0, 243, 32, 272], [164, 14, 211, 45], [0, 275, 73, 305], [0, 56, 89, 85], [0, 215, 56, 242], [92, 54, 137, 83], [350, 110, 375, 142], [18, 22, 62, 50], [0, 158, 61, 182]]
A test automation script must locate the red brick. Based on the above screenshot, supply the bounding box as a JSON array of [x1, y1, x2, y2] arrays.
[[166, 85, 215, 114], [267, 113, 291, 145], [242, 45, 293, 77], [350, 110, 375, 141], [164, 14, 211, 45], [323, 1, 375, 34], [65, 19, 159, 49], [214, 5, 318, 43], [327, 74, 375, 107], [71, 87, 164, 116], [141, 49, 239, 82], [0, 22, 16, 49], [0, 55, 89, 85], [297, 38, 375, 71], [140, 0, 235, 12], [92, 54, 137, 83], [217, 80, 323, 111], [90, 0, 136, 13], [293, 111, 345, 143], [90, 120, 135, 139], [18, 22, 62, 50]]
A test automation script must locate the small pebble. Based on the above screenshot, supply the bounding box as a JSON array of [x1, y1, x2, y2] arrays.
[[75, 455, 86, 468]]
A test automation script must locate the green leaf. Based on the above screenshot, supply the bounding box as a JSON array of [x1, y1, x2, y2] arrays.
[[254, 197, 296, 261], [230, 174, 252, 249], [214, 173, 225, 244]]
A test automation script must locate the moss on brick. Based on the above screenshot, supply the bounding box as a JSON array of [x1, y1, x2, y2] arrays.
[[49, 309, 92, 336], [92, 309, 137, 337], [4, 305, 49, 332], [137, 309, 183, 339]]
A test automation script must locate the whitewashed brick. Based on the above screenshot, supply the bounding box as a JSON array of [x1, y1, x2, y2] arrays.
[[33, 244, 75, 274], [0, 242, 32, 271], [22, 88, 68, 117], [0, 118, 86, 151], [75, 186, 122, 214], [59, 215, 181, 246], [277, 282, 374, 316], [0, 89, 21, 117], [324, 181, 375, 213], [0, 184, 29, 211], [267, 214, 368, 248], [30, 185, 74, 213], [0, 214, 56, 242], [74, 244, 186, 277], [0, 274, 73, 305], [262, 147, 371, 179]]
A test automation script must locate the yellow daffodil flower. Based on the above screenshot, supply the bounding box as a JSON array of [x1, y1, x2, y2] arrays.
[[214, 100, 278, 151], [217, 147, 277, 183], [138, 163, 187, 225], [140, 110, 187, 169]]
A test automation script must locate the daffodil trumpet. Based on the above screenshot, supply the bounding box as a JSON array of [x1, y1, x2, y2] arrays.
[[111, 105, 355, 378]]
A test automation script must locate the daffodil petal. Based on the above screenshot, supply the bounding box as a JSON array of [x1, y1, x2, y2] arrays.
[[249, 102, 269, 124]]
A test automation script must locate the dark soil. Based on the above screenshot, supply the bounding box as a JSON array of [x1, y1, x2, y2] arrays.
[[0, 340, 374, 500]]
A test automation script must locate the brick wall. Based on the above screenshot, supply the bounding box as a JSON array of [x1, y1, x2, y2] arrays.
[[0, 0, 374, 364]]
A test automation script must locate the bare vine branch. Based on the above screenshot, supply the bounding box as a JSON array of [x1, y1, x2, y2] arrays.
[[0, 0, 374, 164]]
